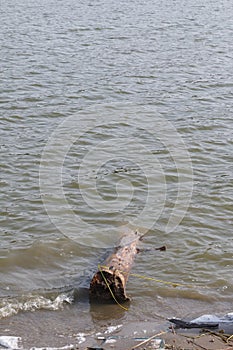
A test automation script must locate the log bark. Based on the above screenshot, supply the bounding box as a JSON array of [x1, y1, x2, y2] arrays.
[[89, 231, 140, 303]]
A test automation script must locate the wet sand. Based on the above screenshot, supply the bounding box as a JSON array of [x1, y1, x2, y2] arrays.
[[162, 331, 233, 350], [75, 326, 233, 350], [85, 323, 233, 350], [1, 320, 233, 350]]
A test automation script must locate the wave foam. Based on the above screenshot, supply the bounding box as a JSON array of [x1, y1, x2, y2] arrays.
[[0, 292, 73, 319]]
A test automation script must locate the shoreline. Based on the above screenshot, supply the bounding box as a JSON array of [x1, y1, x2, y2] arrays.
[[1, 320, 233, 350]]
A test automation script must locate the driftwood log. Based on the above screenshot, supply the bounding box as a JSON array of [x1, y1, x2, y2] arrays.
[[89, 231, 141, 303]]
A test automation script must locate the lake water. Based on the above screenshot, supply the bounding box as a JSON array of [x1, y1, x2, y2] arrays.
[[1, 0, 233, 347]]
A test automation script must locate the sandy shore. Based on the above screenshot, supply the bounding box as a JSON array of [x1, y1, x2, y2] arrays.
[[84, 329, 233, 350], [161, 331, 233, 350], [76, 321, 233, 350], [1, 320, 233, 350]]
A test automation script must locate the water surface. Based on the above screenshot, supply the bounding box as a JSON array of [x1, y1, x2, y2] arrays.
[[1, 0, 233, 347]]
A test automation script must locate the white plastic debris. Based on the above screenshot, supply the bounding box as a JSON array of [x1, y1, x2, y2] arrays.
[[0, 336, 21, 349], [105, 338, 117, 344], [150, 338, 165, 349], [191, 312, 233, 324], [104, 324, 122, 334], [76, 333, 86, 344], [134, 337, 165, 349], [30, 345, 74, 350]]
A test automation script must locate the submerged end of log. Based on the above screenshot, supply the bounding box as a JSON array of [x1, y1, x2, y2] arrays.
[[89, 266, 130, 302]]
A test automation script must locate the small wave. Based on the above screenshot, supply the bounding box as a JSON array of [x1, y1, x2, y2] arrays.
[[0, 292, 73, 319]]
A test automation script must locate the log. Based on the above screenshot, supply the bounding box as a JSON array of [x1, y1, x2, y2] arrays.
[[89, 231, 140, 303]]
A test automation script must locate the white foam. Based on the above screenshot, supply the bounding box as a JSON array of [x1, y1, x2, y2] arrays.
[[0, 293, 73, 319]]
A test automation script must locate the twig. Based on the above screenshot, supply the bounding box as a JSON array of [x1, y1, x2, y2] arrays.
[[171, 324, 176, 334], [190, 341, 208, 350], [227, 334, 233, 342], [129, 331, 166, 350]]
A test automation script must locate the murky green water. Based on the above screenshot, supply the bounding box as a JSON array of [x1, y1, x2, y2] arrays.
[[1, 0, 233, 347]]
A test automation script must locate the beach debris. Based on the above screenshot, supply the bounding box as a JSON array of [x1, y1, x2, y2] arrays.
[[104, 325, 122, 334], [168, 312, 233, 330], [168, 318, 219, 329], [104, 338, 117, 344], [133, 337, 165, 349], [0, 336, 22, 350], [192, 313, 233, 324], [30, 346, 75, 350], [129, 331, 167, 350], [76, 332, 86, 344]]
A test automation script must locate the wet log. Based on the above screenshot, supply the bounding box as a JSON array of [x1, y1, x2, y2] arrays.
[[89, 231, 140, 303]]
